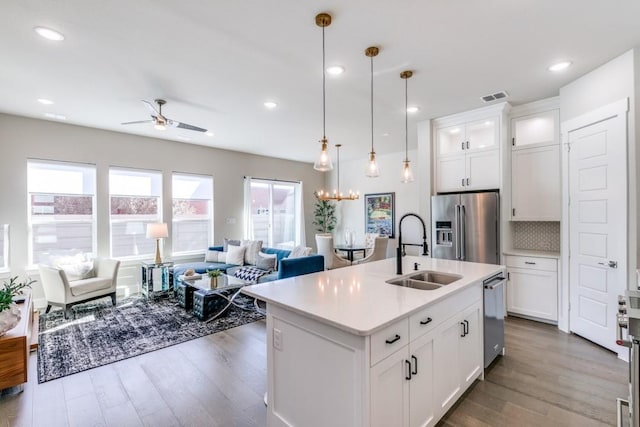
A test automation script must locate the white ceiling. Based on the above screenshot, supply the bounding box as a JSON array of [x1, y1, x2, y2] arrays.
[[1, 1, 640, 163]]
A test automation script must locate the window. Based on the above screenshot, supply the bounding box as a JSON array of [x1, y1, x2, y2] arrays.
[[172, 173, 213, 254], [244, 178, 305, 249], [0, 224, 8, 271], [110, 168, 162, 258], [27, 160, 96, 265]]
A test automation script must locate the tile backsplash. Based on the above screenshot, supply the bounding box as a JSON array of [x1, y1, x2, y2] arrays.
[[512, 221, 561, 252]]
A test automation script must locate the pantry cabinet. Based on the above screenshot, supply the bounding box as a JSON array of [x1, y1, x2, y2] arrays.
[[510, 109, 561, 220]]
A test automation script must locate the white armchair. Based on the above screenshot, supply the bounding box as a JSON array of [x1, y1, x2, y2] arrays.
[[39, 258, 121, 319], [315, 235, 351, 270], [353, 236, 389, 265]]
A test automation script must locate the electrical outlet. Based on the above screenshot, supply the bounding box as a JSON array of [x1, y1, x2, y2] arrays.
[[273, 328, 283, 351]]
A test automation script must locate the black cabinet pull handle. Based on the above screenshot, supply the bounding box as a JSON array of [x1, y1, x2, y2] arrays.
[[420, 317, 433, 325], [385, 334, 401, 345], [464, 320, 469, 336], [405, 360, 412, 380], [411, 355, 418, 375], [460, 322, 466, 337], [524, 261, 536, 265]]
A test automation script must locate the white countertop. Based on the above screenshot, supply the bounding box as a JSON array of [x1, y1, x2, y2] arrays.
[[502, 249, 561, 259], [242, 256, 504, 336]]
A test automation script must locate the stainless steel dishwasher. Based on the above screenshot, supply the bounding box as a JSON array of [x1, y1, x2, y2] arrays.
[[483, 273, 506, 368]]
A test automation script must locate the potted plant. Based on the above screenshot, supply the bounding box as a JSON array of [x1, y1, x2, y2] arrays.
[[312, 191, 337, 235], [0, 276, 35, 337], [207, 269, 222, 288]]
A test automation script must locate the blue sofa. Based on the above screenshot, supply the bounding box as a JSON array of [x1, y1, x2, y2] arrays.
[[173, 245, 324, 284]]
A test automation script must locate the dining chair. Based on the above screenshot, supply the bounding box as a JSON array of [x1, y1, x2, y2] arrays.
[[315, 234, 351, 270]]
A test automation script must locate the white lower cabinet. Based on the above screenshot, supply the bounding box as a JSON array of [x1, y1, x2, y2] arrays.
[[506, 255, 558, 322], [371, 297, 483, 427]]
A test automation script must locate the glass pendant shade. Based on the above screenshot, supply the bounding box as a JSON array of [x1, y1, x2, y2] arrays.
[[366, 151, 380, 177], [401, 160, 414, 183], [313, 138, 334, 171]]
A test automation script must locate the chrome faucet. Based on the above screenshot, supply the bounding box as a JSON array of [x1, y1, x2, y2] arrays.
[[397, 213, 429, 275]]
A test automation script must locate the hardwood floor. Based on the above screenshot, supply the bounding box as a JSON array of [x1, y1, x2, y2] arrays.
[[0, 316, 628, 427]]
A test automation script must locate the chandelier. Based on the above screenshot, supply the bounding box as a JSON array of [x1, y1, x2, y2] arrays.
[[317, 144, 360, 201]]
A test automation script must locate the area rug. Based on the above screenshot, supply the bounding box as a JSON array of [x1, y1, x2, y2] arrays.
[[37, 294, 264, 383]]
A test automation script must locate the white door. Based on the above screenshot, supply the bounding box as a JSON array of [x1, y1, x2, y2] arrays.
[[466, 149, 500, 190], [568, 112, 626, 352], [409, 332, 435, 427], [371, 347, 409, 427], [436, 155, 465, 192]]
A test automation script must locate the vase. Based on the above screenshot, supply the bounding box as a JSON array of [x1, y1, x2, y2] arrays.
[[210, 277, 218, 289], [344, 229, 354, 247], [0, 304, 21, 337]]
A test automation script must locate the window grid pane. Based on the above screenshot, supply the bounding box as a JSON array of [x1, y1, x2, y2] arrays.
[[172, 173, 213, 254], [27, 161, 96, 265], [249, 180, 298, 249]]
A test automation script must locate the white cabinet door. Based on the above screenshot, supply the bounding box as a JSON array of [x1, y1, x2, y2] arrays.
[[507, 267, 558, 321], [437, 125, 466, 156], [371, 347, 410, 427], [466, 149, 500, 190], [458, 303, 482, 388], [409, 332, 436, 427], [511, 145, 561, 220], [437, 155, 466, 192], [467, 117, 498, 151], [512, 110, 559, 149], [433, 315, 462, 412]]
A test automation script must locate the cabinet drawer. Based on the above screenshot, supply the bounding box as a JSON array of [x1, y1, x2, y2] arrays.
[[371, 318, 409, 366], [409, 284, 481, 341], [505, 255, 557, 272]]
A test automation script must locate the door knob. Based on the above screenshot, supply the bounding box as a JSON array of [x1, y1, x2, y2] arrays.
[[598, 260, 618, 269]]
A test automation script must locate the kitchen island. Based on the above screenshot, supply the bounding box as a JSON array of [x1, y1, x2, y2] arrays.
[[242, 256, 504, 427]]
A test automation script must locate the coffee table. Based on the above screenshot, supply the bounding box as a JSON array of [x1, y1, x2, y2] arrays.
[[176, 275, 251, 321]]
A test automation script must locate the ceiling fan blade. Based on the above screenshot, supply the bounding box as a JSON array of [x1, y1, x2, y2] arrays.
[[142, 100, 161, 116], [121, 120, 154, 125], [172, 121, 208, 132]]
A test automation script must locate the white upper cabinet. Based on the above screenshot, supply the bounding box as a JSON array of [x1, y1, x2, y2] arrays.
[[435, 109, 503, 193], [511, 110, 559, 149], [510, 108, 561, 220]]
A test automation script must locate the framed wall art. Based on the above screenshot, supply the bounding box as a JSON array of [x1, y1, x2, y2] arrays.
[[364, 192, 395, 238]]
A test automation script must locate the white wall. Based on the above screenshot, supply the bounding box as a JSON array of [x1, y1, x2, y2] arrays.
[[0, 113, 324, 304], [323, 149, 429, 258], [559, 48, 639, 288]]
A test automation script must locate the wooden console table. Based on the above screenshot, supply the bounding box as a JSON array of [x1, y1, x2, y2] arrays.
[[0, 292, 33, 391]]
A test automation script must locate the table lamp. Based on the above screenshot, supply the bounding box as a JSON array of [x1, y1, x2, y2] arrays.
[[146, 223, 168, 264]]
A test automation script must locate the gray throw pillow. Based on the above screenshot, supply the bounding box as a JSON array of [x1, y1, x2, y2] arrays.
[[223, 238, 241, 252], [255, 253, 277, 272]]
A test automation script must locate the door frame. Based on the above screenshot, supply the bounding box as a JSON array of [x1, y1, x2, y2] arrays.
[[559, 98, 629, 336]]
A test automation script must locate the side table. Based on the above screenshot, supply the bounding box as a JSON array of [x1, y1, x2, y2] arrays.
[[141, 261, 174, 299], [0, 291, 33, 391]]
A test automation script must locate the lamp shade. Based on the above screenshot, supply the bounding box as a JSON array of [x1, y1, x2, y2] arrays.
[[146, 223, 168, 239]]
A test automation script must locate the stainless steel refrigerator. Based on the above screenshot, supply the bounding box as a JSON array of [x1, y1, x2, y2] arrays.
[[431, 191, 500, 264]]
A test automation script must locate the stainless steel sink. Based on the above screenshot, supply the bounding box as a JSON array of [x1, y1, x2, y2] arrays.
[[385, 278, 442, 290], [385, 270, 462, 291], [407, 271, 462, 285]]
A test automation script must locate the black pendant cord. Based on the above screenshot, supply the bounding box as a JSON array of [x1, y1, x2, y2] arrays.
[[370, 55, 374, 153], [322, 25, 326, 140], [336, 145, 340, 195]]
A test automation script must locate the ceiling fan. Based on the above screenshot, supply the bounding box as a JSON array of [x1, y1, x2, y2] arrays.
[[121, 99, 207, 132]]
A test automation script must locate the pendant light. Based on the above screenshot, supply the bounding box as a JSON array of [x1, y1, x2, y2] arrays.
[[313, 13, 334, 172], [317, 144, 360, 201], [365, 46, 380, 178], [400, 70, 415, 183]]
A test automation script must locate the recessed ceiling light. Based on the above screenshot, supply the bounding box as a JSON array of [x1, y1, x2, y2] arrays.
[[264, 101, 277, 109], [548, 61, 572, 72], [407, 106, 420, 113], [484, 121, 492, 126], [34, 26, 65, 41], [44, 112, 66, 120], [326, 65, 345, 75], [37, 98, 54, 105], [205, 131, 214, 137]]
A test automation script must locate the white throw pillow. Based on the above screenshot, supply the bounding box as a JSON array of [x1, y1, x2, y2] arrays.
[[205, 250, 222, 262], [54, 253, 96, 281], [288, 246, 312, 259], [226, 245, 246, 265]]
